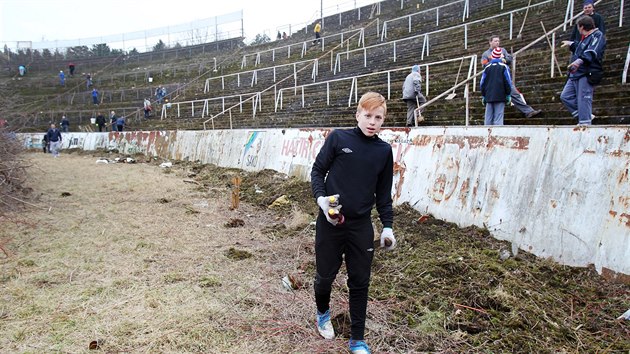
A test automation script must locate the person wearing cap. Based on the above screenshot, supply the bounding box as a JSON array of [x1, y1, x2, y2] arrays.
[[480, 47, 512, 125], [481, 35, 542, 119], [570, 0, 605, 43], [560, 16, 606, 125], [59, 70, 65, 86], [402, 64, 427, 126]]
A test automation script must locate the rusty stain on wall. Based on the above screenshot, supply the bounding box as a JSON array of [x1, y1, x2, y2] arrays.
[[411, 134, 529, 150]]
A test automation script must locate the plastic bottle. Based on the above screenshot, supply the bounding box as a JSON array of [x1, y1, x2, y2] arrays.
[[328, 195, 345, 225]]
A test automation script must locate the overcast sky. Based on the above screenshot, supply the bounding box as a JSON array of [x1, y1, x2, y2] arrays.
[[0, 0, 375, 50]]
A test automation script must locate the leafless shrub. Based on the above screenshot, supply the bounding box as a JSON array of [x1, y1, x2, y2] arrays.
[[0, 127, 29, 215]]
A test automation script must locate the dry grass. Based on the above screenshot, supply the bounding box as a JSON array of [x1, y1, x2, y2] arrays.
[[1, 151, 628, 353], [0, 152, 347, 353]]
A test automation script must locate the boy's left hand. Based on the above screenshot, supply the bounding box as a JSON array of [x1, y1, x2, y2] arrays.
[[380, 228, 396, 251]]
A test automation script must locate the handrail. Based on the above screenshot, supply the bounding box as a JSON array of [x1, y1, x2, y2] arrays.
[[202, 20, 371, 130], [512, 0, 602, 79], [195, 55, 476, 129], [337, 0, 555, 64], [419, 0, 605, 123], [241, 28, 364, 69], [623, 43, 630, 85], [380, 0, 466, 40], [204, 58, 318, 93]]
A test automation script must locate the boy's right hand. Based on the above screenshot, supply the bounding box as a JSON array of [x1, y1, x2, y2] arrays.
[[317, 195, 341, 226]]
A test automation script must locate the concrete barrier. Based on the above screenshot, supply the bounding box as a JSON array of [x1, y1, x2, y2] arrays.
[[21, 126, 630, 278]]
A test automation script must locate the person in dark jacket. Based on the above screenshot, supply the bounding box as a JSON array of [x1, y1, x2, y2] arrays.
[[42, 134, 49, 153], [95, 112, 106, 132], [310, 91, 395, 354], [480, 47, 512, 125], [60, 115, 70, 132], [68, 63, 75, 76], [569, 0, 605, 43], [46, 123, 62, 157], [481, 36, 541, 118], [560, 15, 606, 125]]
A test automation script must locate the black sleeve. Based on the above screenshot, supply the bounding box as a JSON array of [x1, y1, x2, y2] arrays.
[[595, 14, 606, 35], [375, 146, 394, 228], [311, 131, 337, 199], [570, 25, 579, 43]]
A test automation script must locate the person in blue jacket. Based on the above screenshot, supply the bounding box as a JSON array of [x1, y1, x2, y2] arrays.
[[59, 70, 65, 86], [560, 15, 606, 125], [116, 115, 126, 132], [92, 88, 99, 105], [310, 91, 396, 354], [480, 47, 513, 125]]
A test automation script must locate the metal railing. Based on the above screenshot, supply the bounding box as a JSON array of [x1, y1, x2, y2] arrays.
[[623, 43, 630, 85], [417, 0, 620, 124], [511, 0, 603, 80], [240, 28, 365, 69], [204, 58, 319, 94], [333, 0, 554, 74], [193, 55, 477, 129], [380, 0, 468, 40]]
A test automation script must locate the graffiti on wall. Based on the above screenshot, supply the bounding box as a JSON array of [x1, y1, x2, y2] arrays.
[[240, 131, 264, 168]]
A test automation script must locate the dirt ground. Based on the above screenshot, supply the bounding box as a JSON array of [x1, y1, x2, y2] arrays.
[[0, 151, 628, 353]]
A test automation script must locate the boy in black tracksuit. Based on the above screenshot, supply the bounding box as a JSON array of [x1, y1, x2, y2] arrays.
[[480, 47, 512, 125], [310, 91, 396, 354]]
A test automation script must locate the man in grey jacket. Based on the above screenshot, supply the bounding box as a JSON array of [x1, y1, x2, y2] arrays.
[[402, 65, 426, 127]]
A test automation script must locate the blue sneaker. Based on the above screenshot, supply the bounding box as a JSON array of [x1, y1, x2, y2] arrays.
[[349, 339, 371, 354], [316, 309, 335, 339]]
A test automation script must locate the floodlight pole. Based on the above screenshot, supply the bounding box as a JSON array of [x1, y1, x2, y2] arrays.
[[321, 0, 324, 29]]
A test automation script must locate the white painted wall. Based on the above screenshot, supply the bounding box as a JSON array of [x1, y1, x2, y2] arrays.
[[21, 126, 630, 276]]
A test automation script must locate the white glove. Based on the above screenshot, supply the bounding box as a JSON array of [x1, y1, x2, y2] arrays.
[[317, 195, 341, 226], [568, 58, 583, 73], [380, 227, 396, 250]]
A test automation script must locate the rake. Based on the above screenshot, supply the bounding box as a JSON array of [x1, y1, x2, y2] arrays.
[[445, 58, 464, 100]]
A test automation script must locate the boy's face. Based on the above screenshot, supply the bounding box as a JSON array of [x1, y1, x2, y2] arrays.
[[356, 106, 385, 137]]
